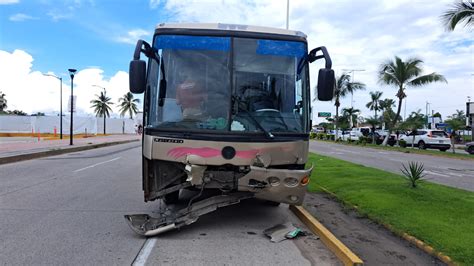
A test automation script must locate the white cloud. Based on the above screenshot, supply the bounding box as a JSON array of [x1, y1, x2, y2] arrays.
[[9, 13, 37, 22], [0, 49, 136, 116], [149, 0, 161, 9], [0, 0, 19, 4], [47, 10, 72, 21], [156, 0, 473, 121], [115, 29, 151, 44]]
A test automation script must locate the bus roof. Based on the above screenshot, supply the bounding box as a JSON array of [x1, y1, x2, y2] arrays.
[[155, 23, 307, 39]]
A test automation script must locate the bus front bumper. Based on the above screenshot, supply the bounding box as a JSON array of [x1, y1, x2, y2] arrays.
[[237, 165, 312, 205]]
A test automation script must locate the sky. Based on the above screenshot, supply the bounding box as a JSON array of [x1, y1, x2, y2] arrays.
[[0, 0, 473, 121]]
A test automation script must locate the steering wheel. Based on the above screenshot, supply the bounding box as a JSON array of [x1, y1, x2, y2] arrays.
[[253, 109, 288, 131]]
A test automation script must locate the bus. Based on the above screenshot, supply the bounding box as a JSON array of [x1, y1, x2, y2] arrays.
[[125, 23, 335, 236]]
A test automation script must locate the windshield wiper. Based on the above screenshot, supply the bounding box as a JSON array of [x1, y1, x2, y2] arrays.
[[232, 96, 274, 139]]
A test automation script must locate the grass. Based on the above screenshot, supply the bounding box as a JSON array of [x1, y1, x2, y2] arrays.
[[313, 139, 474, 161], [307, 153, 474, 265]]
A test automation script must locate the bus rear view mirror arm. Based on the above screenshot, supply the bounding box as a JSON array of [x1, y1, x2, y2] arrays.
[[130, 40, 155, 94], [308, 46, 335, 101]]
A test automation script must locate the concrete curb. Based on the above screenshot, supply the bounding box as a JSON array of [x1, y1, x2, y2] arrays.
[[290, 204, 364, 266], [0, 139, 139, 165], [317, 186, 456, 266]]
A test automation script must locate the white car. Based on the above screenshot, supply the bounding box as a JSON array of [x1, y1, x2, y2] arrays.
[[399, 129, 451, 151], [341, 130, 359, 141]]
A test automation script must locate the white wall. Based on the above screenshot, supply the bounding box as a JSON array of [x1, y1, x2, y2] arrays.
[[0, 115, 137, 134]]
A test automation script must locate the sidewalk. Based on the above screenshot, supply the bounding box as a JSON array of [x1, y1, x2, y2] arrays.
[[0, 134, 141, 164]]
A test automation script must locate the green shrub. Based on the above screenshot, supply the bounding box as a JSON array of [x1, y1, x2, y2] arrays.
[[316, 133, 326, 139], [310, 132, 316, 139], [399, 139, 407, 147], [358, 136, 370, 145], [401, 161, 426, 188]]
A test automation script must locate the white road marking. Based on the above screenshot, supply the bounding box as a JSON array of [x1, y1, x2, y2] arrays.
[[73, 157, 121, 172], [132, 238, 157, 266], [424, 170, 450, 178]]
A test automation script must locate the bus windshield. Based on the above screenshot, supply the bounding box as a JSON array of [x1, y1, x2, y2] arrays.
[[147, 35, 309, 134]]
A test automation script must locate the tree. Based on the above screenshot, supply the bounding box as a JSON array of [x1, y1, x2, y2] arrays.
[[341, 107, 360, 128], [366, 91, 383, 123], [118, 92, 140, 119], [7, 110, 27, 116], [365, 116, 379, 144], [0, 91, 7, 112], [90, 92, 113, 135], [31, 112, 45, 116], [400, 110, 426, 148], [445, 110, 467, 153], [441, 0, 474, 31], [379, 98, 396, 129], [333, 74, 366, 136], [378, 56, 447, 145]]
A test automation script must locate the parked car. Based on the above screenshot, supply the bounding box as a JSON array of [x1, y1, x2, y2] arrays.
[[399, 129, 451, 151], [373, 130, 397, 146], [465, 142, 474, 155], [351, 127, 371, 137], [367, 132, 384, 144], [312, 127, 325, 133], [341, 130, 359, 141]]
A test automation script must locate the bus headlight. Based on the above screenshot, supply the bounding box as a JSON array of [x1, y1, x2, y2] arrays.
[[284, 177, 299, 187], [267, 176, 281, 186]]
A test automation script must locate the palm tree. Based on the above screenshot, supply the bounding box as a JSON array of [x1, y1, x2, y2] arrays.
[[90, 92, 113, 135], [118, 92, 140, 119], [379, 98, 396, 128], [333, 74, 366, 136], [441, 0, 474, 31], [378, 56, 447, 145], [366, 91, 383, 122], [0, 91, 7, 112], [365, 116, 379, 144], [341, 107, 360, 127]]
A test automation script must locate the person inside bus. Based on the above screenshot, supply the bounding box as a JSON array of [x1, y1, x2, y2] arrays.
[[175, 79, 208, 121]]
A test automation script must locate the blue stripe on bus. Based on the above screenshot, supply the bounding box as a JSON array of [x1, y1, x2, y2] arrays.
[[256, 40, 306, 58], [156, 35, 230, 51]]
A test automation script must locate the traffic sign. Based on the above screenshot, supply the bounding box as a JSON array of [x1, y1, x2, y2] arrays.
[[318, 112, 331, 117]]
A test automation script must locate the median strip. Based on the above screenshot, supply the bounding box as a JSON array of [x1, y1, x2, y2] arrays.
[[290, 204, 364, 266], [307, 152, 474, 265], [0, 139, 139, 165]]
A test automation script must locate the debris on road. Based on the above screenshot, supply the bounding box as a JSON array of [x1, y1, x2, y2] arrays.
[[263, 222, 305, 242]]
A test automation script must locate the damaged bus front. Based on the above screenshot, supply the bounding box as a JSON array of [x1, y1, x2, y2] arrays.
[[125, 23, 335, 236]]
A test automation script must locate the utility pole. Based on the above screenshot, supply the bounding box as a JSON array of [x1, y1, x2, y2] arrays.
[[425, 102, 430, 129], [43, 73, 63, 139], [342, 69, 365, 128], [68, 69, 77, 145], [341, 69, 365, 108], [286, 0, 289, 29]]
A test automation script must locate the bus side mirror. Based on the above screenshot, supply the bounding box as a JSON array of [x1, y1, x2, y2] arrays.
[[129, 60, 146, 94], [309, 46, 335, 101], [317, 68, 335, 101]]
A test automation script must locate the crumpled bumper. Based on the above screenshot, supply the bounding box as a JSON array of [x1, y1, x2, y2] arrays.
[[237, 165, 312, 205]]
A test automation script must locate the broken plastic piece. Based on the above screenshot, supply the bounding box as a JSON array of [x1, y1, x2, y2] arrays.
[[263, 222, 301, 243], [125, 192, 254, 237]]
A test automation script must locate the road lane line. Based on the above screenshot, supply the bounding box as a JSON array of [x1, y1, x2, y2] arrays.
[[424, 170, 450, 178], [73, 157, 121, 172], [132, 238, 157, 266]]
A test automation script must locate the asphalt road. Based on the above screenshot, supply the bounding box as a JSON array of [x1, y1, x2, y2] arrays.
[[0, 142, 338, 265], [309, 141, 474, 192]]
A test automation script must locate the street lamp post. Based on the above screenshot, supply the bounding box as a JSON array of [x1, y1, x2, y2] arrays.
[[68, 69, 77, 145], [43, 73, 63, 139], [342, 69, 365, 128], [93, 85, 107, 135], [341, 69, 365, 107]]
